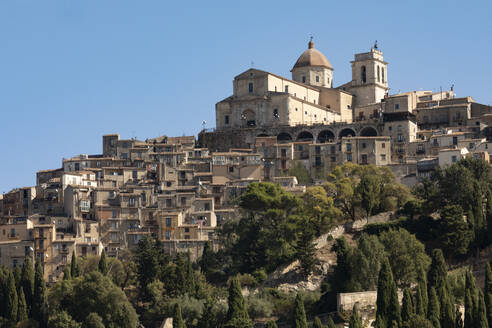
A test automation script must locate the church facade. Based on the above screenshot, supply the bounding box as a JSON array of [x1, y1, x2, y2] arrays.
[[215, 39, 389, 131]]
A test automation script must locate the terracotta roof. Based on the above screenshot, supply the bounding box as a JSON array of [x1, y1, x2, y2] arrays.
[[292, 40, 333, 70]]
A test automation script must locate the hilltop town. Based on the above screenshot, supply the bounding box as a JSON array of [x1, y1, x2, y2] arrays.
[[1, 40, 491, 282]]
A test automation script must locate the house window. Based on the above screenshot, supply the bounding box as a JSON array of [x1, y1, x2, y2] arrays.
[[381, 154, 386, 161], [185, 228, 190, 233], [397, 134, 404, 142], [181, 197, 186, 206], [382, 143, 386, 148], [204, 203, 210, 211], [112, 210, 117, 218], [165, 231, 171, 240], [452, 156, 457, 163], [362, 143, 366, 149], [302, 76, 306, 83], [166, 199, 172, 207], [361, 66, 366, 83], [285, 85, 289, 93], [132, 170, 137, 179], [346, 143, 352, 152], [129, 198, 135, 206], [331, 156, 336, 162], [347, 154, 352, 162], [228, 166, 234, 173], [395, 104, 399, 110], [331, 146, 336, 154], [361, 154, 368, 164], [225, 115, 229, 124], [273, 109, 279, 119], [166, 218, 172, 227], [316, 75, 319, 82], [248, 83, 253, 93]]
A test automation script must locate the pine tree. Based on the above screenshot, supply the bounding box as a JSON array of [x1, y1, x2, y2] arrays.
[[313, 316, 326, 328], [293, 294, 308, 328], [63, 266, 71, 280], [296, 227, 318, 279], [20, 256, 34, 315], [486, 263, 492, 327], [5, 269, 18, 324], [98, 250, 108, 275], [376, 258, 401, 327], [428, 287, 441, 328], [326, 316, 336, 328], [349, 304, 362, 328], [225, 277, 252, 328], [17, 287, 27, 322], [265, 321, 278, 328], [32, 261, 48, 328], [456, 305, 464, 328], [478, 290, 489, 328], [173, 303, 186, 328], [70, 251, 79, 278], [401, 287, 415, 323]]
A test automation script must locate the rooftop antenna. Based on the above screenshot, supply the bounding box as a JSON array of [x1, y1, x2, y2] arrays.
[[373, 40, 378, 50]]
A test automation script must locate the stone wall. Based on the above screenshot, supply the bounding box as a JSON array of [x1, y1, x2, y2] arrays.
[[338, 290, 403, 312]]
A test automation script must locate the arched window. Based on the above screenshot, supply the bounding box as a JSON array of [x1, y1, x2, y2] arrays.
[[361, 66, 366, 83], [327, 76, 330, 85], [382, 67, 385, 83], [273, 108, 279, 119], [377, 66, 380, 82]]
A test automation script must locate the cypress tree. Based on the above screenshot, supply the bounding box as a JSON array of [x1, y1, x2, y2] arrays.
[[293, 294, 308, 328], [20, 256, 34, 315], [401, 287, 415, 323], [465, 288, 474, 328], [326, 316, 336, 328], [313, 316, 326, 328], [486, 188, 492, 244], [225, 277, 252, 328], [376, 258, 400, 327], [440, 286, 455, 328], [415, 284, 426, 316], [486, 263, 492, 326], [428, 287, 441, 328], [456, 305, 464, 328], [265, 321, 278, 328], [98, 250, 108, 275], [349, 304, 362, 328], [17, 287, 27, 322], [63, 265, 71, 280], [5, 269, 18, 324], [428, 249, 447, 293], [32, 261, 48, 328], [13, 266, 21, 290], [173, 303, 186, 328], [199, 298, 217, 328], [417, 266, 428, 316], [478, 290, 489, 328], [200, 241, 213, 276], [70, 250, 79, 278]]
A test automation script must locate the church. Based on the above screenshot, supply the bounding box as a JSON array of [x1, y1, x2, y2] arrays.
[[215, 39, 389, 130]]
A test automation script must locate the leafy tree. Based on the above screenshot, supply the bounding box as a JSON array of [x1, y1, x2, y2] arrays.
[[358, 174, 381, 221], [70, 251, 79, 278], [98, 250, 108, 275], [349, 304, 362, 328], [428, 287, 441, 328], [292, 294, 307, 328], [17, 287, 27, 322], [288, 161, 312, 185], [225, 278, 252, 328], [351, 233, 386, 291], [47, 311, 82, 328], [173, 303, 186, 328], [32, 261, 48, 327], [302, 186, 341, 234], [84, 313, 105, 328], [401, 287, 415, 323], [20, 256, 34, 315], [438, 205, 473, 257], [379, 229, 430, 287], [402, 315, 433, 328], [48, 271, 138, 328]]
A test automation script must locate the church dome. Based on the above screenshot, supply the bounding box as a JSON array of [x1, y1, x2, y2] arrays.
[[292, 39, 333, 70]]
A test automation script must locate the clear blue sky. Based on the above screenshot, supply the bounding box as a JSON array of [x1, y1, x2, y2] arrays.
[[1, 0, 491, 193]]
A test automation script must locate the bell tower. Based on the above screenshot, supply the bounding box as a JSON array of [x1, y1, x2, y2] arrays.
[[349, 42, 388, 107]]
